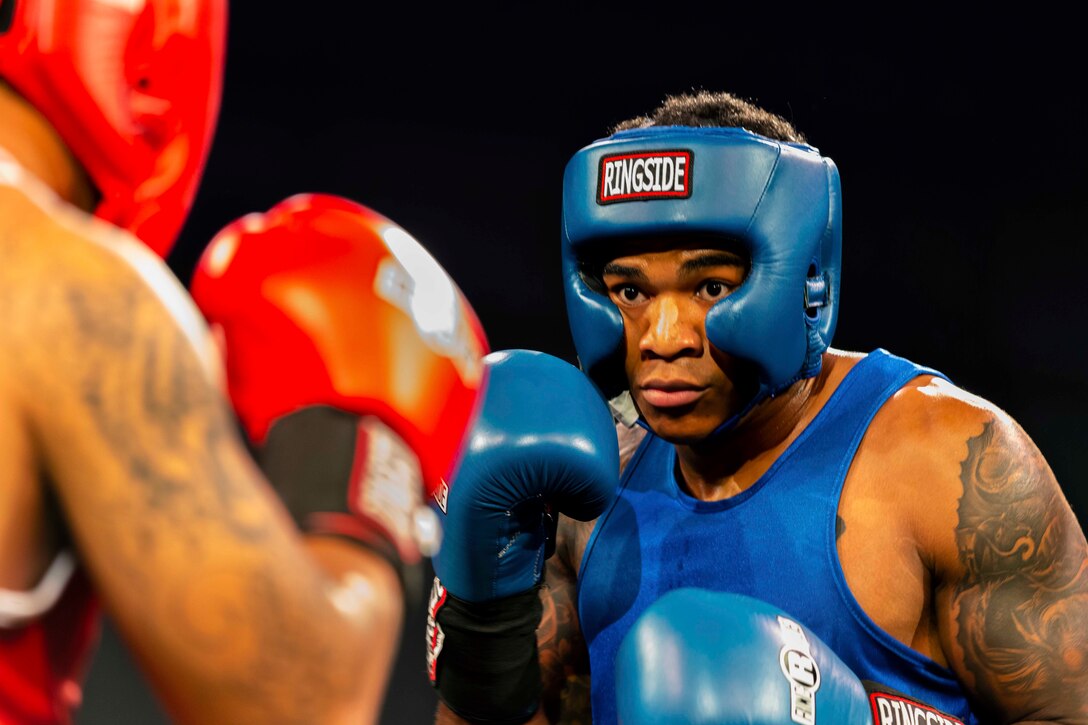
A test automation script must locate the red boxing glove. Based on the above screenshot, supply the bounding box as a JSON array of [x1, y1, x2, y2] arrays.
[[191, 193, 489, 573]]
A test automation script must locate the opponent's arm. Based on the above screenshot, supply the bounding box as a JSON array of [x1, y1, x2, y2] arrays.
[[191, 192, 490, 721], [935, 409, 1088, 724], [9, 225, 393, 724]]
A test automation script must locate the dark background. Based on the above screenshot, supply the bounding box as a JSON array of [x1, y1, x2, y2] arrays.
[[78, 7, 1085, 723]]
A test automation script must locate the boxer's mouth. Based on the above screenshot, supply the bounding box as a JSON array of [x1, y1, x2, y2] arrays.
[[638, 379, 707, 408]]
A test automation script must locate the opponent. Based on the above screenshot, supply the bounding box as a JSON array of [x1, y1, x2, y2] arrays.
[[432, 92, 1088, 724], [0, 1, 485, 722]]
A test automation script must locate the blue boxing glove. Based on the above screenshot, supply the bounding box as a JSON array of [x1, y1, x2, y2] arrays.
[[616, 589, 871, 725], [427, 349, 618, 725]]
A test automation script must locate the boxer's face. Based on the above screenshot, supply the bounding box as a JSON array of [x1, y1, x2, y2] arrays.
[[602, 241, 751, 443]]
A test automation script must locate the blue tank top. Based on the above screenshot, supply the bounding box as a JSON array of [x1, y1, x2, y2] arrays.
[[578, 349, 980, 724]]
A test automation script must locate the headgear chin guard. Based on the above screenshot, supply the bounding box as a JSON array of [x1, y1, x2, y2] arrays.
[[0, 0, 227, 257], [562, 126, 842, 428]]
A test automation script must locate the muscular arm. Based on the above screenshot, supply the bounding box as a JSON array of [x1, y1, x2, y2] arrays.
[[937, 412, 1088, 724], [537, 515, 595, 724], [2, 217, 401, 724]]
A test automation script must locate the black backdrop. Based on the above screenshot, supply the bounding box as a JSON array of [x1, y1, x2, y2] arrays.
[[77, 7, 1086, 723]]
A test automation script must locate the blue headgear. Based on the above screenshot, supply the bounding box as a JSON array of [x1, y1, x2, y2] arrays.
[[561, 126, 842, 425]]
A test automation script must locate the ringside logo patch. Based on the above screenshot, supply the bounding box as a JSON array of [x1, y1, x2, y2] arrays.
[[426, 577, 448, 683], [598, 150, 692, 204], [865, 686, 964, 725]]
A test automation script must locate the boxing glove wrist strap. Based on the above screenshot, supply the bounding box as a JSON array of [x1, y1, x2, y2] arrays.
[[428, 580, 543, 725], [258, 407, 434, 594]]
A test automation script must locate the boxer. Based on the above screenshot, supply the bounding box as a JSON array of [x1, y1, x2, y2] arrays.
[[0, 1, 486, 721], [434, 92, 1088, 724]]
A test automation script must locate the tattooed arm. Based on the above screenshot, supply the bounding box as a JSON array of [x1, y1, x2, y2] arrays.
[[3, 213, 401, 724], [934, 404, 1088, 724], [535, 422, 643, 723], [536, 514, 595, 724]]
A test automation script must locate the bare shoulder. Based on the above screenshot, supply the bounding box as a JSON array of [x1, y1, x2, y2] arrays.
[[1, 186, 229, 483], [1, 188, 217, 381], [867, 373, 1088, 719], [861, 374, 1059, 558], [862, 374, 1009, 480], [866, 375, 1041, 476]]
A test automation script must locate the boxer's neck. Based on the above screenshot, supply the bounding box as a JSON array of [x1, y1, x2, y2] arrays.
[[672, 353, 845, 501], [0, 83, 95, 211]]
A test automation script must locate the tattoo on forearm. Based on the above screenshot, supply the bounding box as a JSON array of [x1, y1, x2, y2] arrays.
[[557, 678, 592, 725], [539, 564, 592, 724], [953, 420, 1088, 716]]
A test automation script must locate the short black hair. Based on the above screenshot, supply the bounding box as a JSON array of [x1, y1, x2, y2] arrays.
[[611, 91, 807, 144]]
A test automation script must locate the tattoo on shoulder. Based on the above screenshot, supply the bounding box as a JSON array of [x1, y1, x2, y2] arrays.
[[952, 419, 1088, 717]]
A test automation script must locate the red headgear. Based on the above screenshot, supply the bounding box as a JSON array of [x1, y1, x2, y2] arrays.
[[191, 193, 490, 498], [0, 0, 227, 256]]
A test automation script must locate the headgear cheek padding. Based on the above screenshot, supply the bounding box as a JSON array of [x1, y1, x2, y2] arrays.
[[561, 126, 842, 407], [703, 143, 841, 394], [561, 236, 626, 395]]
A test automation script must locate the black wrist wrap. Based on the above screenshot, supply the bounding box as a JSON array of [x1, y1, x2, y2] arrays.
[[430, 584, 543, 725], [257, 406, 416, 590]]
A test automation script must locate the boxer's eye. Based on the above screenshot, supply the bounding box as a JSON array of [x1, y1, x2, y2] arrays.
[[696, 279, 734, 302], [610, 285, 647, 306]]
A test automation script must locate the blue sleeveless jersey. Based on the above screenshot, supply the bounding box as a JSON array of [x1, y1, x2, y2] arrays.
[[578, 349, 980, 724]]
